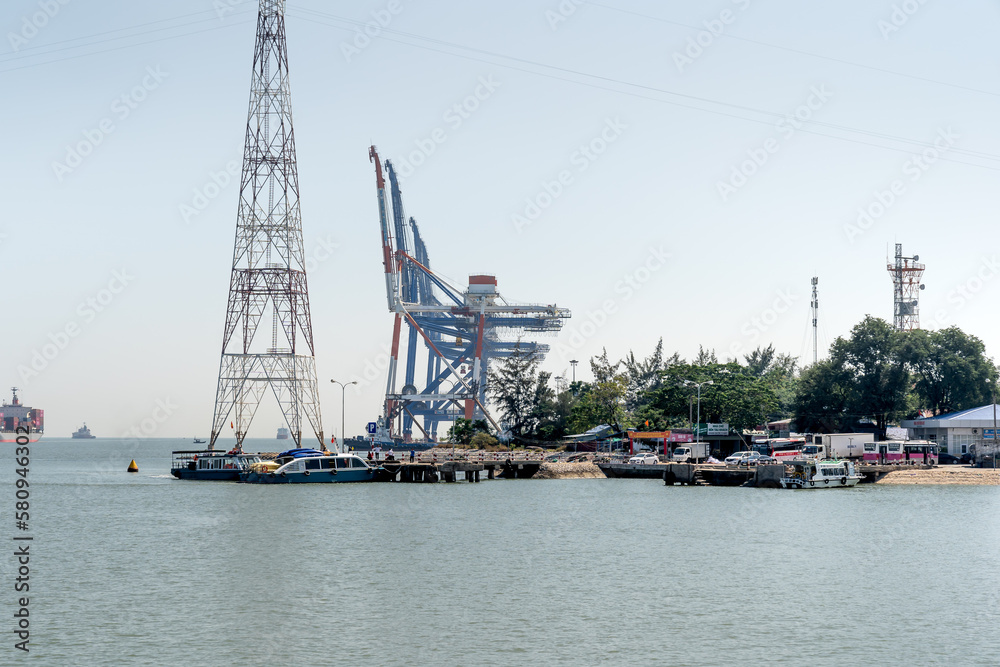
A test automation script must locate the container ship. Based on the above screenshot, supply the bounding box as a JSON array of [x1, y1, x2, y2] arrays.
[[1, 387, 44, 443]]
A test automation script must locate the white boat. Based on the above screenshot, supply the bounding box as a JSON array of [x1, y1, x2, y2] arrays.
[[780, 459, 864, 489], [239, 448, 378, 484]]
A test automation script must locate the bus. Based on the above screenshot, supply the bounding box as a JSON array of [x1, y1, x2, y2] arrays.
[[753, 438, 805, 461], [862, 440, 937, 465]]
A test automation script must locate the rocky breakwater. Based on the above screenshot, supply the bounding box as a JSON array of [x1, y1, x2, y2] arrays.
[[534, 462, 606, 479]]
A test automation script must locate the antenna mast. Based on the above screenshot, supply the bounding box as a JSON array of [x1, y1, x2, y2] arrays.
[[887, 244, 925, 332], [810, 277, 818, 364]]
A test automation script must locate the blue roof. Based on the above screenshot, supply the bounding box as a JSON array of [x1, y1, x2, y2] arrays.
[[918, 404, 1000, 422]]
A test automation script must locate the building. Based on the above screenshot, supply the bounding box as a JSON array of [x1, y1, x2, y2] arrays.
[[901, 404, 1000, 456]]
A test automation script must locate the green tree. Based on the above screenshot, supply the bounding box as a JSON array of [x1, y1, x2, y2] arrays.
[[640, 361, 778, 437], [488, 345, 552, 437], [536, 387, 577, 440], [447, 418, 490, 445], [832, 316, 911, 439], [745, 345, 798, 419], [622, 338, 669, 411], [470, 432, 500, 449], [899, 327, 998, 415], [793, 359, 855, 433]]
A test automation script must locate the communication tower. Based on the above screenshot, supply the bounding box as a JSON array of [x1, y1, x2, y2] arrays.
[[887, 244, 925, 332]]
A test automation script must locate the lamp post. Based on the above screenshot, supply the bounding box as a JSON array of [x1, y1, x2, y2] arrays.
[[684, 380, 714, 444], [570, 359, 578, 385], [330, 379, 358, 453]]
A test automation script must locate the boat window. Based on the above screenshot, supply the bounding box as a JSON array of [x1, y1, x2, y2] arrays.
[[336, 458, 351, 468], [305, 458, 322, 470], [351, 458, 369, 468]]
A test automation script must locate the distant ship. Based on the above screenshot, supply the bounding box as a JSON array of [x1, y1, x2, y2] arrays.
[[1, 387, 44, 443], [72, 423, 96, 439], [276, 426, 290, 440]]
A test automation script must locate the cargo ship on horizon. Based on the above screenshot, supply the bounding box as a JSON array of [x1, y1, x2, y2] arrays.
[[1, 387, 43, 443]]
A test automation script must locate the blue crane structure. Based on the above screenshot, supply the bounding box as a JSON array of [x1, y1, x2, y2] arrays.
[[368, 145, 571, 441]]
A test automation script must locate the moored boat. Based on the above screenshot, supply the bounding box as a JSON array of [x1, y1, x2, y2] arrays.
[[780, 458, 863, 489], [240, 448, 377, 484], [171, 450, 263, 480]]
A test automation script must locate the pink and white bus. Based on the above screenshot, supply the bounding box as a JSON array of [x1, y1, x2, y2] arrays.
[[903, 441, 938, 465], [863, 440, 937, 465]]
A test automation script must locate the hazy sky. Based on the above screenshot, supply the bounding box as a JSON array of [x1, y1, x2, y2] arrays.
[[3, 0, 999, 440]]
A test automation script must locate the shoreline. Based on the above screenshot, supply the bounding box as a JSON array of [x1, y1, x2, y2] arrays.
[[875, 466, 1000, 486]]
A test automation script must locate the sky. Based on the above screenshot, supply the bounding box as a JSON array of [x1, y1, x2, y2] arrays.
[[2, 0, 1000, 441]]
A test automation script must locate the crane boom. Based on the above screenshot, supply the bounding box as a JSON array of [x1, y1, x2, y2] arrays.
[[369, 145, 398, 311]]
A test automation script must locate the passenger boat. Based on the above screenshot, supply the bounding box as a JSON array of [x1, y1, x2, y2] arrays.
[[780, 459, 864, 489], [240, 448, 377, 484], [170, 450, 263, 481]]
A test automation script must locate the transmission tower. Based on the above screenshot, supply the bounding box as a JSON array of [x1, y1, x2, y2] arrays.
[[886, 243, 925, 332], [209, 0, 324, 451]]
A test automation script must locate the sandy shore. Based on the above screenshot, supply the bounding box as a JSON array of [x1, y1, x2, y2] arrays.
[[534, 462, 606, 479], [876, 466, 1000, 486]]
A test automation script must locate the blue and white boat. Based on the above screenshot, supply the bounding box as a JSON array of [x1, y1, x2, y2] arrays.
[[240, 448, 377, 484]]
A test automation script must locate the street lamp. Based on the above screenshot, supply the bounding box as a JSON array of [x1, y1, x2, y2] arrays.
[[570, 359, 578, 384], [330, 379, 358, 453], [684, 380, 714, 444]]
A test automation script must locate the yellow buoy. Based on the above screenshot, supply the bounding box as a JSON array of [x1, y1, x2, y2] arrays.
[[127, 459, 139, 473]]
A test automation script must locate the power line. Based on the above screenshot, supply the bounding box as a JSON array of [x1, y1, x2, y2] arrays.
[[585, 1, 1000, 100], [0, 10, 255, 73], [288, 7, 1000, 171]]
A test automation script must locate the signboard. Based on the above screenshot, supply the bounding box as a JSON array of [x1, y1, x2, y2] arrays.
[[693, 423, 729, 436], [985, 429, 996, 440], [366, 422, 377, 435], [668, 432, 693, 443]]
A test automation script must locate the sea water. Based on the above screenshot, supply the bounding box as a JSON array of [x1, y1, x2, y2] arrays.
[[3, 438, 999, 665]]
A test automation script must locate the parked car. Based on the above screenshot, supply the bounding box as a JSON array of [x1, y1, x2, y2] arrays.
[[724, 451, 756, 467], [738, 452, 777, 467], [628, 453, 659, 465], [938, 453, 960, 465]]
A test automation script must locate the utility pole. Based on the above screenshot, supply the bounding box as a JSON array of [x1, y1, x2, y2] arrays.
[[810, 277, 818, 364]]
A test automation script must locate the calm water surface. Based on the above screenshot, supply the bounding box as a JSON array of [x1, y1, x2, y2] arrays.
[[4, 439, 999, 665]]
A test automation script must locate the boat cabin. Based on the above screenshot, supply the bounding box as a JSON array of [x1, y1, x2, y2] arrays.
[[170, 450, 262, 480]]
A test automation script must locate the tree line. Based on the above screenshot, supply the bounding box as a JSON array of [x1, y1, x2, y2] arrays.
[[477, 316, 997, 444]]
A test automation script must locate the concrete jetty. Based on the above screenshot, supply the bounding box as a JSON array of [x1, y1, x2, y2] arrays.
[[376, 460, 542, 483]]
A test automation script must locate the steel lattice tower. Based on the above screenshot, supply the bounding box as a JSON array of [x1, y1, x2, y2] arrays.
[[887, 243, 925, 332], [209, 0, 324, 451]]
